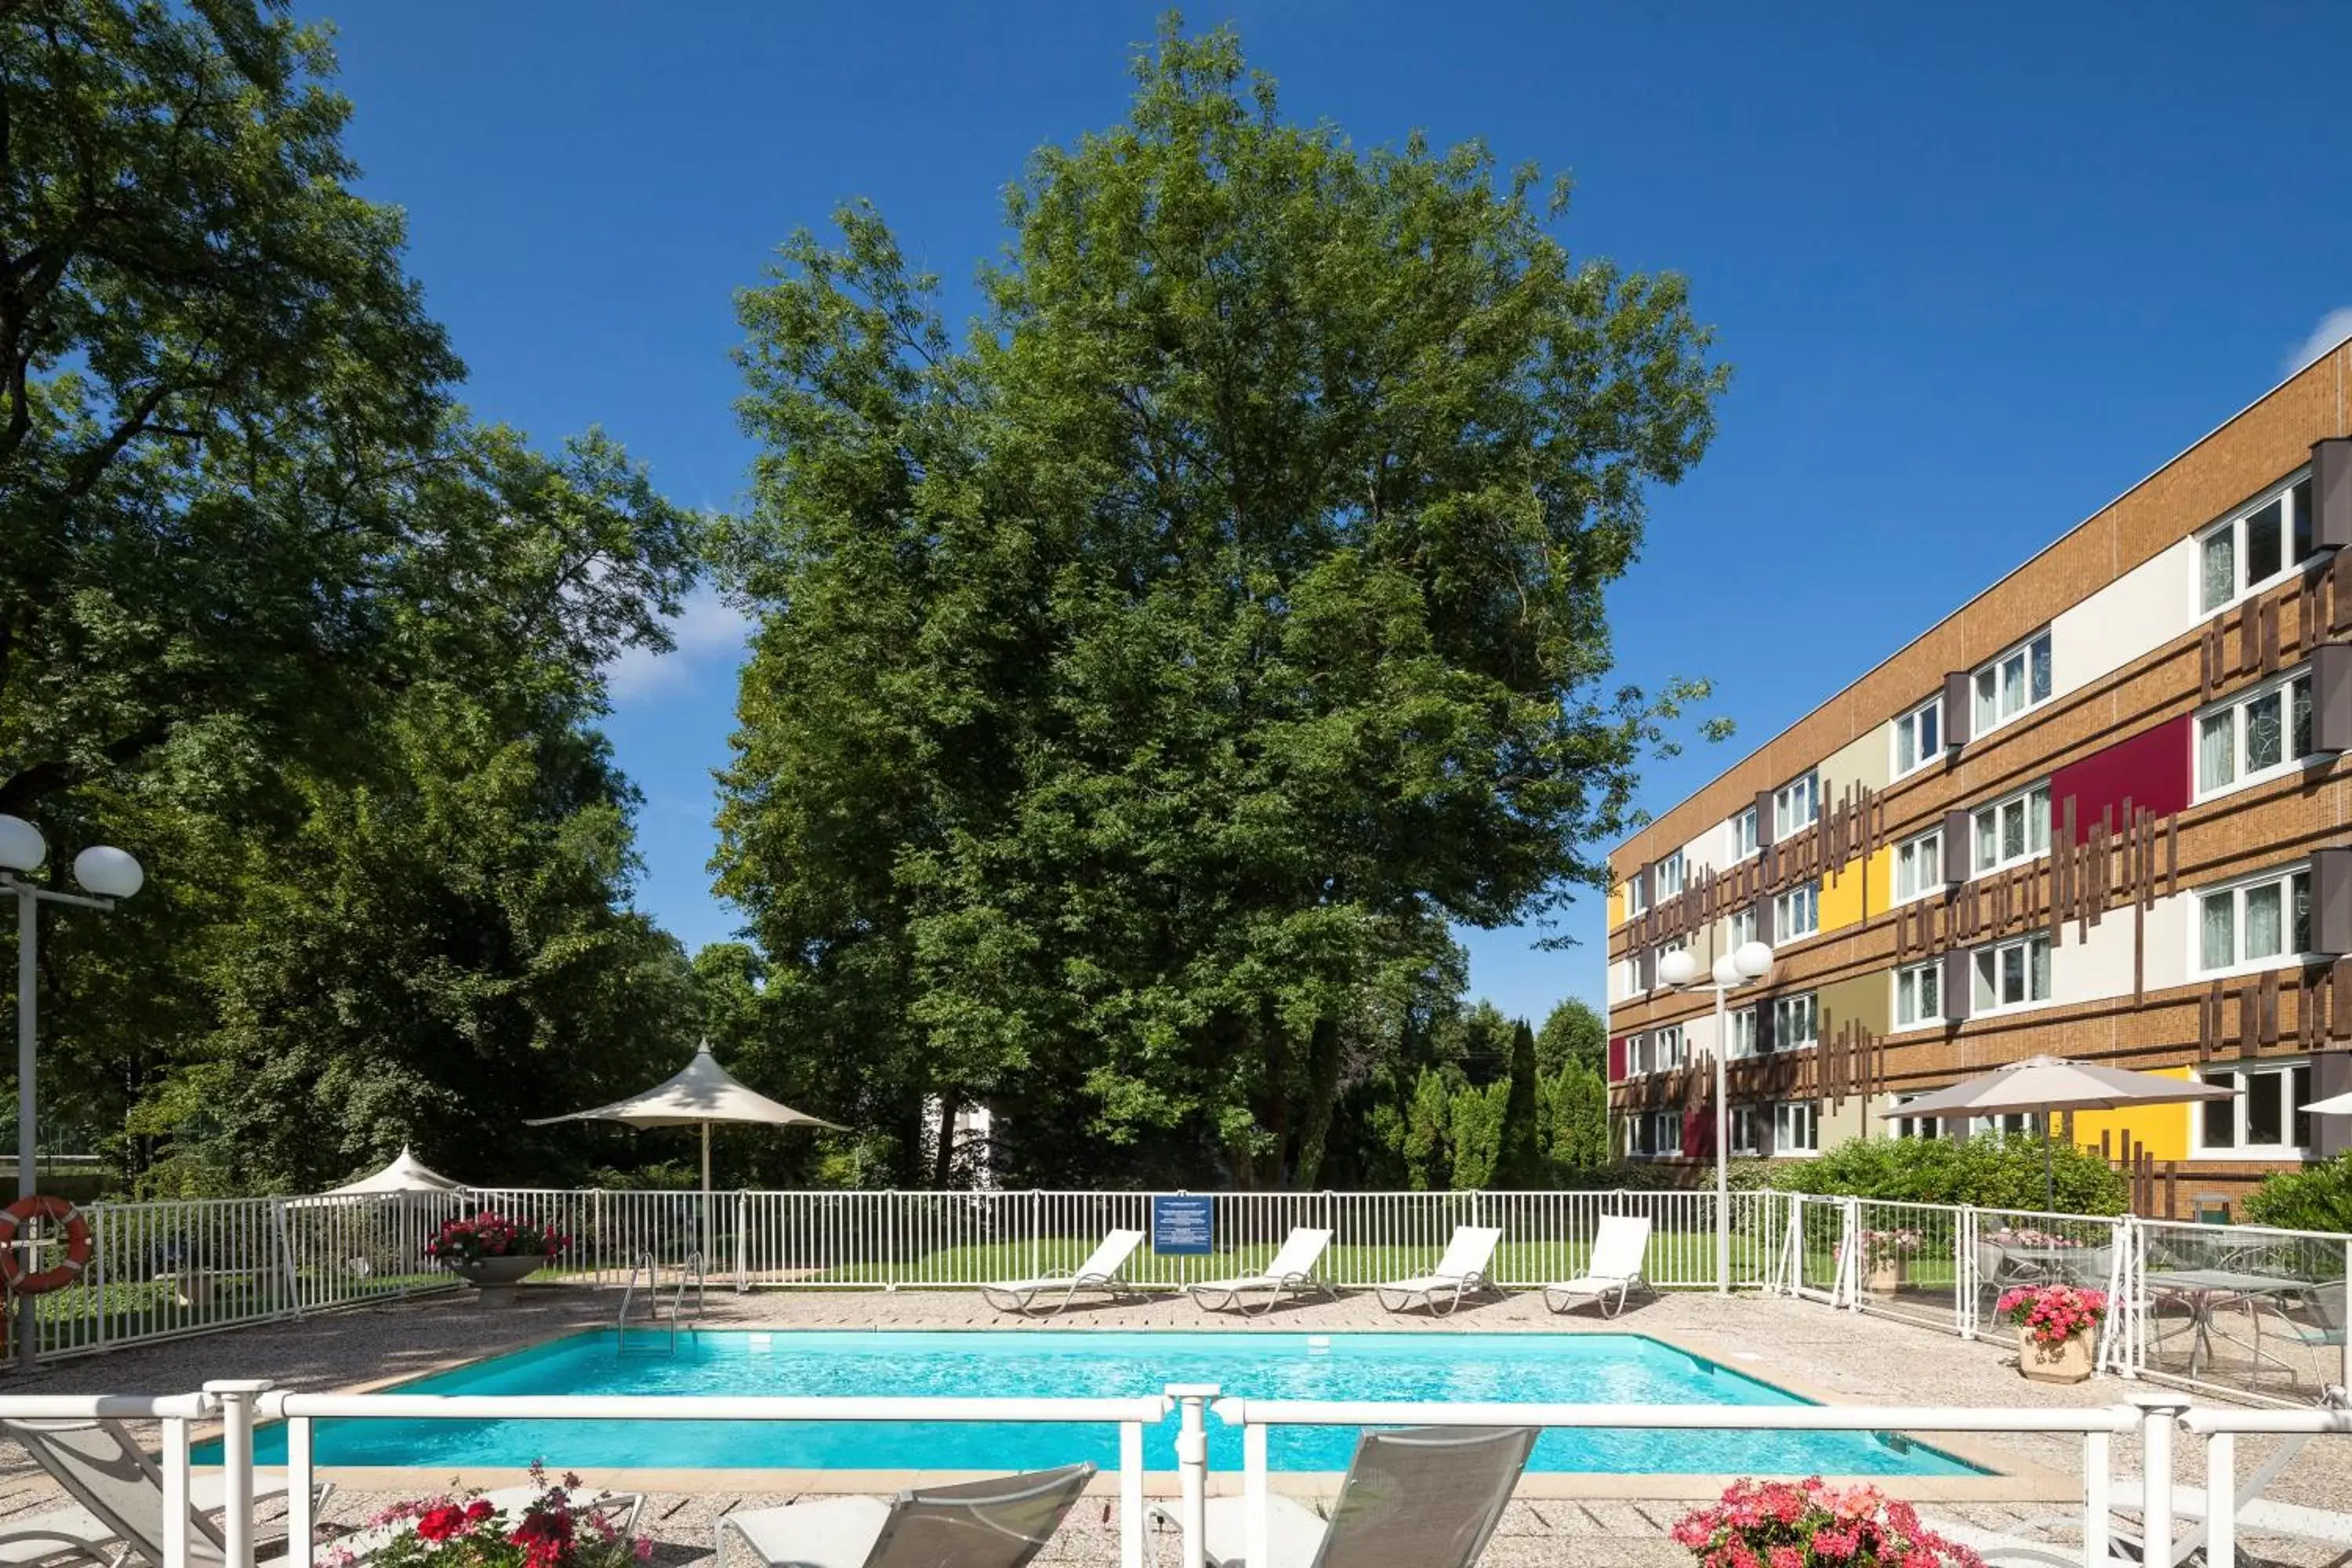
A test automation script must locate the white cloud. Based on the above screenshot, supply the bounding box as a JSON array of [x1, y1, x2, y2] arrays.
[[604, 586, 753, 702], [2286, 307, 2352, 376]]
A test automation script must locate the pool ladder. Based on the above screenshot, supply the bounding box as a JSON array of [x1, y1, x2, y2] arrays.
[[616, 1248, 706, 1355]]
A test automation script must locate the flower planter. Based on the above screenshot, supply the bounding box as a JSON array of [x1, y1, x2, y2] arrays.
[[2016, 1325, 2095, 1384], [1866, 1258, 1907, 1296], [448, 1254, 543, 1308]]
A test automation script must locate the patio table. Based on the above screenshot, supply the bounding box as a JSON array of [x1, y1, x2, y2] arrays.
[[2142, 1268, 2313, 1376]]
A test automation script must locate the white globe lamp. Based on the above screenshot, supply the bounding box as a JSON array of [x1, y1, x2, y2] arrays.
[[1657, 948, 1700, 989], [1711, 953, 1741, 989], [1733, 940, 1775, 981], [0, 815, 45, 874], [71, 846, 144, 900]]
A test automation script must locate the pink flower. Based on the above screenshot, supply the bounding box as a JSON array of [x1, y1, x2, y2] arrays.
[[1769, 1546, 1803, 1568]]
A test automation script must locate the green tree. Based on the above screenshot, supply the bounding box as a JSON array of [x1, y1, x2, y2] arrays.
[[1769, 1134, 2127, 1214], [1536, 998, 1607, 1076], [2241, 1154, 2352, 1233], [1492, 1019, 1546, 1186], [1544, 1061, 1610, 1174], [715, 18, 1725, 1188]]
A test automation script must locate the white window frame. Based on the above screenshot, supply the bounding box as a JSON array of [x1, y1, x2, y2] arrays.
[[1893, 827, 1945, 903], [2194, 665, 2320, 804], [1726, 1006, 1760, 1060], [1972, 781, 2051, 877], [1772, 1101, 1818, 1157], [1614, 956, 1645, 1000], [1728, 806, 1761, 862], [1892, 959, 1943, 1029], [1971, 630, 2054, 738], [1628, 1109, 1682, 1160], [1651, 1022, 1685, 1073], [1889, 1094, 1937, 1141], [1727, 905, 1759, 949], [1624, 1031, 1650, 1077], [1971, 932, 2053, 1016], [2196, 470, 2318, 617], [1654, 850, 1685, 900], [1772, 993, 1818, 1051], [1891, 696, 1943, 779], [1625, 873, 1650, 917], [1774, 880, 1820, 941], [1773, 771, 1820, 841], [1730, 1105, 1762, 1156], [2192, 862, 2314, 979], [2192, 1060, 2314, 1158]]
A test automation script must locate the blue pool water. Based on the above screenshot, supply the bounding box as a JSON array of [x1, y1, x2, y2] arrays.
[[222, 1330, 1981, 1476]]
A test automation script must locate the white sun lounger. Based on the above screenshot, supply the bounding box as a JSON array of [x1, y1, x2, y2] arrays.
[[717, 1461, 1093, 1568], [979, 1229, 1146, 1316], [1149, 1425, 1536, 1568], [1374, 1225, 1504, 1316], [0, 1417, 330, 1568], [1541, 1214, 1654, 1316], [1185, 1228, 1334, 1315]]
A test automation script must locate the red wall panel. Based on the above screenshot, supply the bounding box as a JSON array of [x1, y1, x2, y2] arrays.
[[1682, 1105, 1715, 1159], [1608, 1036, 1628, 1083], [2048, 713, 2192, 844]]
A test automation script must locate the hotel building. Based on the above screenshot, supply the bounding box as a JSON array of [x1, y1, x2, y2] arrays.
[[1604, 348, 2352, 1218]]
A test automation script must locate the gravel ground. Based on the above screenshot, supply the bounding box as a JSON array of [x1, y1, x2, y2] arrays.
[[2, 1286, 2343, 1566]]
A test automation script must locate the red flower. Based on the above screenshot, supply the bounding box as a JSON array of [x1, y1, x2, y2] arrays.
[[415, 1507, 465, 1543], [464, 1500, 495, 1523]]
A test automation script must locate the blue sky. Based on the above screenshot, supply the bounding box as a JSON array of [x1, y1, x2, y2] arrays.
[[307, 1, 2352, 1026]]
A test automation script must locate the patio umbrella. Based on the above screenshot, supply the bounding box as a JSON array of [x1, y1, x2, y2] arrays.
[[526, 1040, 844, 1197], [1880, 1054, 2233, 1210], [322, 1146, 466, 1197], [2302, 1091, 2352, 1116]]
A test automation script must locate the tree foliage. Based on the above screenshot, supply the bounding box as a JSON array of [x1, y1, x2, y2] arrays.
[[1536, 998, 1607, 1076], [2240, 1154, 2352, 1234], [1766, 1134, 2128, 1215], [715, 19, 1725, 1188], [1, 1, 705, 1192]]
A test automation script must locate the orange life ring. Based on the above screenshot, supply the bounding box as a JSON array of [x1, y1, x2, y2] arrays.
[[0, 1195, 93, 1296]]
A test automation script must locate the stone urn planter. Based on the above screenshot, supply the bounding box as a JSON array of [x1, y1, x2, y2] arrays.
[[1865, 1257, 1907, 1296], [448, 1254, 543, 1308], [2016, 1326, 2096, 1385]]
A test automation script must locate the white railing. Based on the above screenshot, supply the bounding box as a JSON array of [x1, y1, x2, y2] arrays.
[[245, 1385, 1169, 1568], [1209, 1394, 2150, 1568], [2179, 1397, 2352, 1567]]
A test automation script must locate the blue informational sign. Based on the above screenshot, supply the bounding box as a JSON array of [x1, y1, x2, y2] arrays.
[[1151, 1194, 1215, 1256]]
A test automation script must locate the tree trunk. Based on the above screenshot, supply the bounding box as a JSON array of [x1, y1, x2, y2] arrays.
[[1289, 1014, 1344, 1190], [931, 1093, 960, 1189]]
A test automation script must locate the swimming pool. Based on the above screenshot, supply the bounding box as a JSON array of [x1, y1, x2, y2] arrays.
[[228, 1329, 1982, 1476]]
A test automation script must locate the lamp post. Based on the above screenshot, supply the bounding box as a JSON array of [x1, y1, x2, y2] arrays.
[[1657, 938, 1773, 1296], [0, 815, 143, 1373]]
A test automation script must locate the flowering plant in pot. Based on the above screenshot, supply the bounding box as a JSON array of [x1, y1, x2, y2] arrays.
[[1994, 1283, 2107, 1384], [328, 1465, 648, 1568], [425, 1214, 571, 1306], [1671, 1476, 1983, 1568], [1860, 1229, 1923, 1294]]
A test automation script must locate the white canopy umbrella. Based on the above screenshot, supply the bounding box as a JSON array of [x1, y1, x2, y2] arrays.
[[2303, 1091, 2352, 1116], [526, 1040, 843, 1196], [325, 1146, 465, 1196], [1881, 1054, 2233, 1209]]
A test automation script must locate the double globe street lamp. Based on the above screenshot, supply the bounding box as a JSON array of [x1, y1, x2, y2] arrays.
[[0, 814, 143, 1372], [1657, 938, 1774, 1295]]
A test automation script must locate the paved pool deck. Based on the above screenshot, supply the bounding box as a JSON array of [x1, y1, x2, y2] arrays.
[[0, 1284, 2343, 1566]]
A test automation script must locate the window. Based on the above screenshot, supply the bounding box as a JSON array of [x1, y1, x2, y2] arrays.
[[1651, 1023, 1685, 1073], [1890, 1096, 1939, 1141], [1773, 1102, 1818, 1156], [1773, 772, 1819, 840], [1893, 960, 1942, 1027], [1973, 631, 2053, 734], [1624, 1032, 1650, 1076], [1972, 933, 2053, 1013], [1628, 1111, 1682, 1159], [2196, 669, 2317, 800], [2200, 476, 2319, 615], [1774, 880, 1820, 940], [1727, 1006, 1760, 1059], [1892, 698, 1942, 777], [2195, 866, 2313, 975], [1973, 782, 2051, 875], [2197, 1062, 2314, 1155], [1729, 806, 1761, 861], [1728, 905, 1759, 949], [1655, 851, 1685, 900], [1967, 1112, 2038, 1138], [1626, 873, 1650, 916], [1894, 828, 1945, 902], [1730, 1105, 1762, 1156], [1773, 993, 1818, 1051], [1614, 957, 1644, 1000]]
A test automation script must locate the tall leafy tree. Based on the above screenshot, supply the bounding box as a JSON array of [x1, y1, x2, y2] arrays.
[[717, 19, 1724, 1188], [1536, 997, 1607, 1076]]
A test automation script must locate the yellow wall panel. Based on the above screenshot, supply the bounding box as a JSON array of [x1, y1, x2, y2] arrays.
[[1818, 846, 1889, 934], [1610, 884, 1626, 927], [2069, 1071, 2191, 1163]]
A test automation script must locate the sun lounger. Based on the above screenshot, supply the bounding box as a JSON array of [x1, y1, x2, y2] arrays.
[[1150, 1425, 1536, 1568], [1541, 1214, 1653, 1316], [979, 1229, 1147, 1316], [0, 1417, 331, 1568], [1374, 1225, 1503, 1316], [716, 1462, 1093, 1568], [1185, 1228, 1334, 1315]]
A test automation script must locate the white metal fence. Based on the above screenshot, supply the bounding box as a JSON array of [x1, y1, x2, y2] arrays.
[[9, 1185, 2348, 1408]]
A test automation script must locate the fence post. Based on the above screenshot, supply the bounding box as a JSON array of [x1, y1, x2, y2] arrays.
[[2082, 1421, 2112, 1568], [1955, 1205, 1975, 1340], [1119, 1417, 1146, 1568], [160, 1394, 197, 1568], [2127, 1392, 2190, 1568], [2204, 1428, 2237, 1568], [735, 1192, 748, 1294], [285, 1406, 315, 1568], [205, 1378, 272, 1568], [1167, 1384, 1218, 1568], [271, 1201, 299, 1321], [91, 1203, 107, 1353]]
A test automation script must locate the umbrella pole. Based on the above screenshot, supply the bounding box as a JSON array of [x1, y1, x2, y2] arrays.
[[2042, 1116, 2054, 1212], [701, 1122, 713, 1270]]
